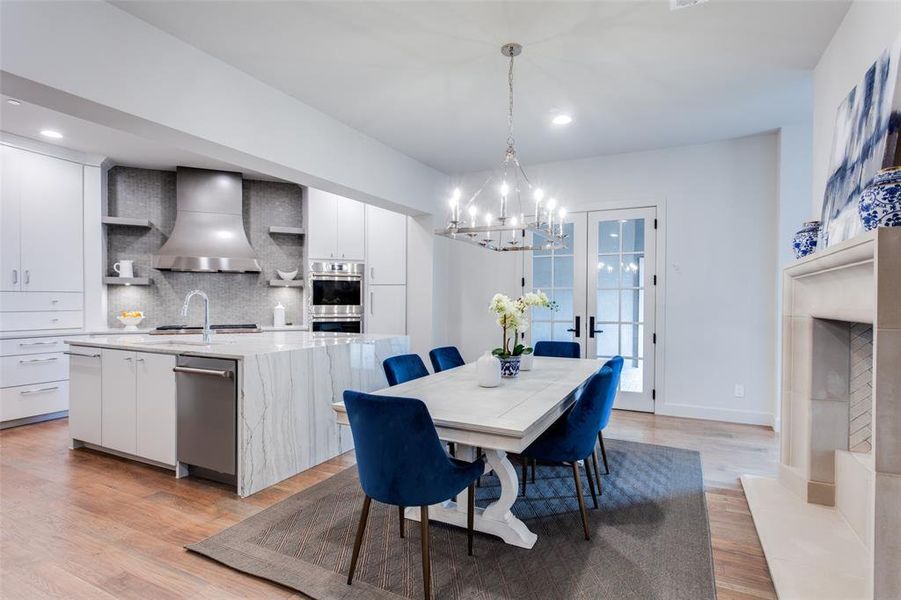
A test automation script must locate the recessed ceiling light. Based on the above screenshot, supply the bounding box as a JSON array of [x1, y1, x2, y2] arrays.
[[552, 114, 573, 126], [6, 99, 21, 106], [40, 130, 63, 139]]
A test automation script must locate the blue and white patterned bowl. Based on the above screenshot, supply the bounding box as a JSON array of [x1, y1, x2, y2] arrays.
[[498, 356, 521, 378], [858, 167, 901, 231], [792, 220, 821, 259]]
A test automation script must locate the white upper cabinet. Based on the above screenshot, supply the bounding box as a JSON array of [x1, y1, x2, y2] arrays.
[[365, 205, 406, 285], [306, 188, 339, 260], [306, 188, 364, 261], [336, 196, 364, 261], [0, 146, 84, 293], [1, 147, 23, 292]]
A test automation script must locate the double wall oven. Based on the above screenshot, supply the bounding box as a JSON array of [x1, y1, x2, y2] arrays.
[[308, 261, 363, 333]]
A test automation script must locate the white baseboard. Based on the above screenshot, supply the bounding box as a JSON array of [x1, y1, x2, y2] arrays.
[[655, 402, 774, 426]]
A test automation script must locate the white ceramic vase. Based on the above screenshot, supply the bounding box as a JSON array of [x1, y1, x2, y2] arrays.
[[520, 352, 534, 371], [477, 352, 501, 388]]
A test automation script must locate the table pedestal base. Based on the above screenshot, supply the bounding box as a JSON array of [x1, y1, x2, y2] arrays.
[[404, 446, 537, 549]]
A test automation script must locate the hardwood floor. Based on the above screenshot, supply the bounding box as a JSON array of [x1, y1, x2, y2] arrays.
[[0, 412, 778, 599]]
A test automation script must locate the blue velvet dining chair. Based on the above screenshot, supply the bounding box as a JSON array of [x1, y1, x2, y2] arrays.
[[593, 356, 624, 488], [428, 346, 465, 373], [533, 340, 581, 359], [519, 360, 620, 540], [383, 353, 429, 387], [525, 340, 582, 483], [343, 390, 485, 599]]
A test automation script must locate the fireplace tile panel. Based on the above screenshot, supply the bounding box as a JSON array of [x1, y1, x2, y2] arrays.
[[850, 324, 873, 453]]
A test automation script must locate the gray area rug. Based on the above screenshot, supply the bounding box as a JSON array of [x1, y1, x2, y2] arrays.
[[188, 439, 716, 600]]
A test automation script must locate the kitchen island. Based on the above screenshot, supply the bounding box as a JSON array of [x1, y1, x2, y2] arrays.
[[66, 331, 408, 496]]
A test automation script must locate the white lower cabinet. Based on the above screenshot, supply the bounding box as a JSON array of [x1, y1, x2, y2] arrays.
[[0, 381, 68, 422], [1, 352, 68, 387], [68, 350, 102, 445], [367, 285, 407, 335], [0, 335, 73, 427], [136, 352, 176, 465], [100, 349, 137, 454], [94, 349, 176, 466]]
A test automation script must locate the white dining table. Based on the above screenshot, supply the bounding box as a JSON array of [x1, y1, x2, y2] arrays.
[[331, 356, 601, 549]]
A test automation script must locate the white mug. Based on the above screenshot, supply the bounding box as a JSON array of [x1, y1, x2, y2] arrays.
[[113, 260, 134, 278]]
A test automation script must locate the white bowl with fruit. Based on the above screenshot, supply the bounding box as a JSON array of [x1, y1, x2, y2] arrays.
[[117, 311, 145, 331]]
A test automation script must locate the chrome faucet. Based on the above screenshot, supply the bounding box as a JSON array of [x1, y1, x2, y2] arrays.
[[182, 290, 213, 343]]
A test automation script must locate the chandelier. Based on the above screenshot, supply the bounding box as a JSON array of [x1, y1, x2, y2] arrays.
[[435, 42, 567, 252]]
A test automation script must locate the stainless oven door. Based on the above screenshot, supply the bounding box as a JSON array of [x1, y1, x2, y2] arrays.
[[309, 261, 364, 318], [310, 277, 362, 316]]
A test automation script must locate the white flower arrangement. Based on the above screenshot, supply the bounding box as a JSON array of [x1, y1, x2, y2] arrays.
[[489, 290, 557, 358]]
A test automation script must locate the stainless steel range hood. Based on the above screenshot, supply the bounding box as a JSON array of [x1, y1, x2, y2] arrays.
[[152, 167, 261, 272]]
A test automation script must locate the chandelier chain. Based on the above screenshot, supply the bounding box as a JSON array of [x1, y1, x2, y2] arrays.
[[506, 51, 515, 155]]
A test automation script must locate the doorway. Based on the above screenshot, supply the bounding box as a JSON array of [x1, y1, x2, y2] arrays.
[[526, 207, 658, 412]]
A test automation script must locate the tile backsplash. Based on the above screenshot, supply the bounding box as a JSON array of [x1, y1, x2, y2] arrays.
[[106, 166, 305, 328]]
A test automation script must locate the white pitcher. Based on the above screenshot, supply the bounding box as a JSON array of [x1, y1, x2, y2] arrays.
[[477, 352, 501, 388], [113, 260, 134, 278]]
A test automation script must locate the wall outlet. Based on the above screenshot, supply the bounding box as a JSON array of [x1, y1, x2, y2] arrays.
[[734, 384, 745, 398]]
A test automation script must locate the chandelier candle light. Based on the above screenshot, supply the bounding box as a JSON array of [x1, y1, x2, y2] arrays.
[[437, 43, 568, 252]]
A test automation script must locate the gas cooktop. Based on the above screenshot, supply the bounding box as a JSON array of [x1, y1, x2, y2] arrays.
[[150, 324, 262, 335]]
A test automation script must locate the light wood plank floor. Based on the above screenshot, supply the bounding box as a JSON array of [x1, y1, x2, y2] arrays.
[[0, 412, 778, 599]]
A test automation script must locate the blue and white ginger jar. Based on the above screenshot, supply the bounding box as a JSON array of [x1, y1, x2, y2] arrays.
[[858, 167, 901, 231], [792, 220, 821, 259]]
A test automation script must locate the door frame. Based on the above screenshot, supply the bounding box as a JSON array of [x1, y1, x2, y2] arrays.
[[522, 197, 667, 413]]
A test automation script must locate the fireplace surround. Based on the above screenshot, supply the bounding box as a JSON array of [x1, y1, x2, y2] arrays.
[[743, 228, 901, 599]]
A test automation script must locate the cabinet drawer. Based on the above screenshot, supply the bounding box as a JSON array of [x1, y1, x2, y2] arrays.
[[0, 292, 83, 312], [0, 337, 69, 357], [1, 381, 68, 422], [1, 352, 68, 387], [0, 311, 83, 332]]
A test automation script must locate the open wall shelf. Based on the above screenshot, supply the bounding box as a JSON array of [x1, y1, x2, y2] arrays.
[[269, 226, 305, 235], [103, 277, 151, 286], [269, 279, 303, 288], [102, 216, 152, 228]]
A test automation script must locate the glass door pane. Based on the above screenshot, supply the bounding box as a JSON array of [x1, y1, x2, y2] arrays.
[[525, 218, 586, 355], [587, 208, 656, 412]]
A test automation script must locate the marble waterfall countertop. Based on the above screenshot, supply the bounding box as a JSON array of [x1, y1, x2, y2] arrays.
[[65, 330, 396, 360], [0, 324, 309, 341], [68, 331, 409, 497]]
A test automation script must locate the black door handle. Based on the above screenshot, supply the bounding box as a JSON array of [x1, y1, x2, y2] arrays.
[[589, 316, 603, 338], [566, 315, 581, 338]]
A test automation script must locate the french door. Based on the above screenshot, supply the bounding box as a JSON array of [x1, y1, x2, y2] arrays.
[[527, 207, 657, 412]]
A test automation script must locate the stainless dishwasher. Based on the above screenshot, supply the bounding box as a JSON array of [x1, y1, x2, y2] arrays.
[[174, 355, 237, 486]]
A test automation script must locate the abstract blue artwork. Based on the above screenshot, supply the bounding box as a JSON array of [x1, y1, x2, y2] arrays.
[[820, 37, 901, 247]]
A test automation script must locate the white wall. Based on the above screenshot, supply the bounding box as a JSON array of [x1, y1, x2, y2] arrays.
[[445, 133, 781, 425], [406, 215, 437, 361], [811, 0, 901, 217], [0, 0, 449, 217], [775, 119, 814, 428]]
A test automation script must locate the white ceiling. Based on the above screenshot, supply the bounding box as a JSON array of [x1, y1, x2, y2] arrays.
[[115, 0, 849, 174], [0, 96, 282, 179]]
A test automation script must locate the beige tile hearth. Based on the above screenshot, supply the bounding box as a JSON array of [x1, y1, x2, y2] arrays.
[[742, 475, 869, 600]]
